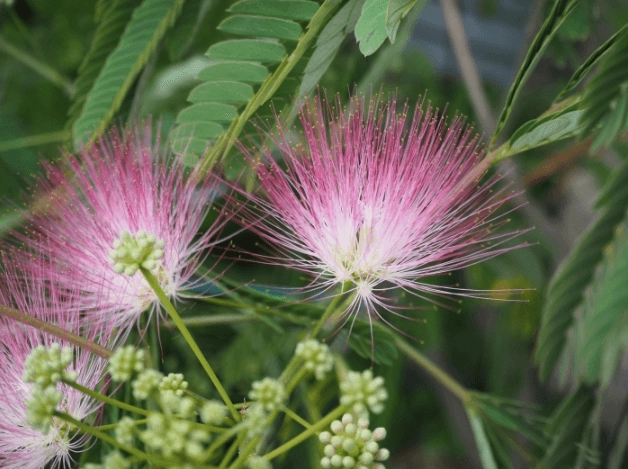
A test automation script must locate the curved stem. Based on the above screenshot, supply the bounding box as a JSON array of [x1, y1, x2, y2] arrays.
[[262, 406, 346, 461], [283, 407, 312, 429], [311, 294, 343, 338], [141, 268, 239, 421], [0, 37, 75, 96], [64, 380, 150, 416], [195, 0, 342, 174], [0, 304, 112, 359], [55, 411, 167, 466], [395, 337, 471, 404]]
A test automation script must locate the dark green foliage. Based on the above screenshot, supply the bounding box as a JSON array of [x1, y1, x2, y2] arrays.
[[535, 156, 628, 381], [580, 29, 628, 150], [169, 0, 322, 163], [497, 103, 585, 159], [343, 321, 399, 366], [72, 0, 184, 147], [65, 0, 141, 137], [556, 23, 628, 100], [298, 0, 363, 97], [538, 386, 596, 469], [491, 0, 580, 147], [575, 218, 628, 386]]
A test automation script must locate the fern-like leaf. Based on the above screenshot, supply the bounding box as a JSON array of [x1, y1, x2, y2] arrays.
[[580, 29, 628, 150], [72, 0, 184, 148], [535, 156, 628, 381], [538, 386, 596, 469], [298, 0, 363, 98], [491, 0, 579, 148], [171, 0, 341, 171], [65, 0, 140, 136], [576, 217, 628, 386]]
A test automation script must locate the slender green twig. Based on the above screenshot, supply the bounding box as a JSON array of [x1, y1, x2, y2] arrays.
[[141, 268, 239, 421], [55, 411, 166, 466], [262, 406, 346, 461], [283, 407, 312, 429], [0, 130, 70, 152], [394, 337, 471, 404], [311, 294, 344, 338], [64, 380, 150, 416], [0, 304, 112, 359], [0, 37, 75, 96]]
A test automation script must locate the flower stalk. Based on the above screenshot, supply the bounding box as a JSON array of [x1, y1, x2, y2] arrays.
[[140, 268, 239, 421]]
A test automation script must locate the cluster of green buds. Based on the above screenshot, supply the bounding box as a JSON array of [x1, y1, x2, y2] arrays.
[[109, 229, 164, 276], [249, 377, 286, 412], [340, 370, 388, 417], [88, 349, 227, 468], [319, 413, 389, 469], [108, 346, 146, 381], [295, 338, 334, 380], [23, 343, 76, 432]]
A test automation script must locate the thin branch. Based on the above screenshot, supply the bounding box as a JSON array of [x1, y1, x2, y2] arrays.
[[0, 304, 113, 359], [0, 130, 70, 152], [0, 36, 76, 97]]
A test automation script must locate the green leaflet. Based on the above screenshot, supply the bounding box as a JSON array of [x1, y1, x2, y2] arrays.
[[491, 0, 579, 148], [576, 218, 628, 387], [354, 0, 388, 56], [493, 100, 585, 162], [535, 156, 628, 381], [298, 0, 364, 98], [386, 0, 426, 43], [466, 406, 499, 469], [229, 0, 319, 21], [72, 0, 184, 148], [167, 0, 213, 61], [537, 386, 596, 469], [556, 23, 628, 101], [172, 0, 341, 172], [66, 0, 141, 137], [580, 29, 628, 150]]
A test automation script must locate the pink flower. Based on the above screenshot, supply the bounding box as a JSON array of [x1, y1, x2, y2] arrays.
[[234, 94, 526, 328], [0, 263, 107, 469], [11, 125, 228, 338]]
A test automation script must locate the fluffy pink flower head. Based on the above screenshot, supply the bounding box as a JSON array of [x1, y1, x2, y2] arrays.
[[236, 94, 526, 326], [14, 125, 227, 338], [0, 262, 108, 469]]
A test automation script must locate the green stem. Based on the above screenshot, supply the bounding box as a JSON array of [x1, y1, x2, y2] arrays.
[[54, 411, 166, 466], [286, 367, 308, 394], [283, 407, 312, 429], [311, 294, 343, 338], [0, 304, 112, 359], [219, 432, 245, 469], [0, 130, 70, 152], [64, 380, 150, 416], [171, 312, 258, 327], [0, 37, 75, 96], [262, 406, 346, 461], [141, 268, 239, 421], [96, 418, 147, 431], [205, 425, 241, 460], [395, 337, 471, 404], [195, 0, 342, 175]]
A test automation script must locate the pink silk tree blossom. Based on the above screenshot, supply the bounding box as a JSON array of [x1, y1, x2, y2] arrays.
[[0, 263, 108, 469], [10, 126, 228, 339], [234, 94, 527, 329]]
